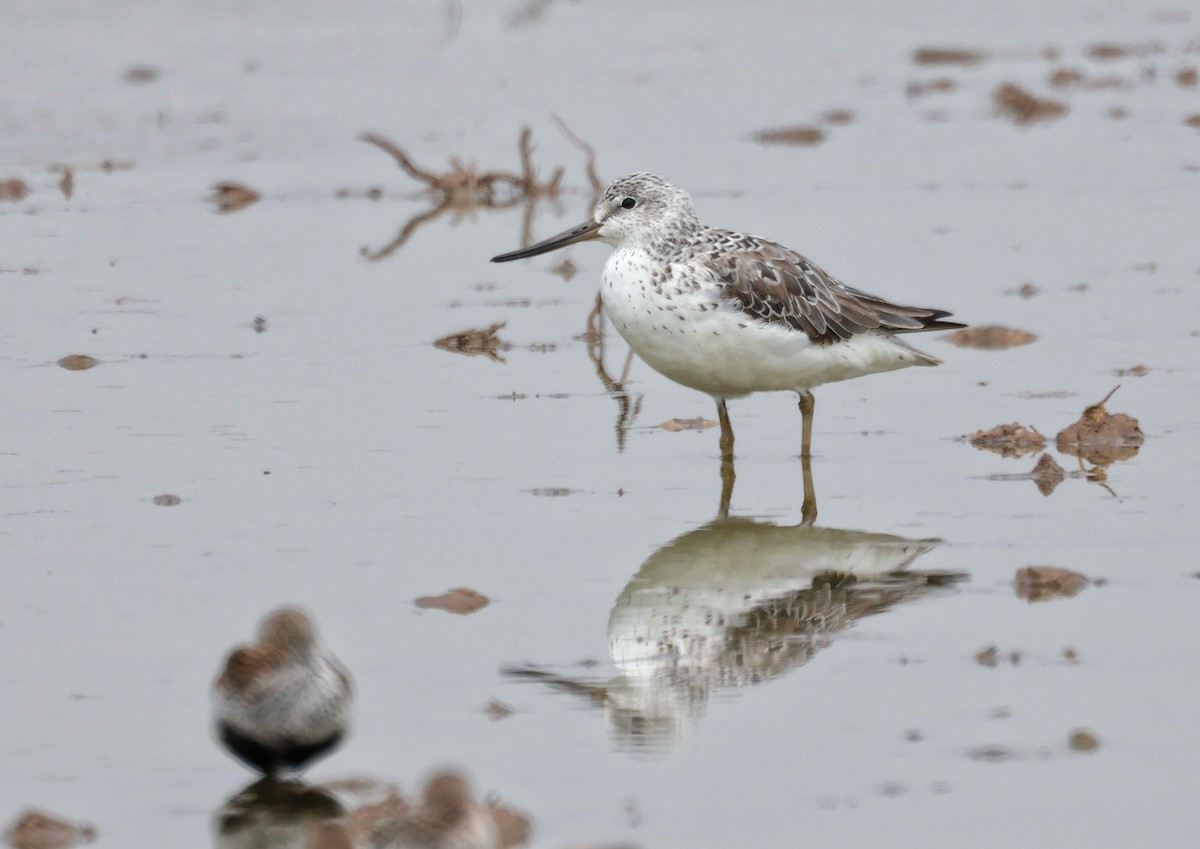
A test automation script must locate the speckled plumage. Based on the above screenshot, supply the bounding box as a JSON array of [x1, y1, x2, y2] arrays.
[[493, 172, 964, 463]]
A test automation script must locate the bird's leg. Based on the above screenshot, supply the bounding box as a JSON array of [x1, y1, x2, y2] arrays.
[[800, 449, 817, 526], [717, 399, 735, 518], [717, 399, 734, 462], [798, 391, 815, 461]]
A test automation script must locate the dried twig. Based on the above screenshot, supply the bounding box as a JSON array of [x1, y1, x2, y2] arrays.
[[551, 113, 603, 196]]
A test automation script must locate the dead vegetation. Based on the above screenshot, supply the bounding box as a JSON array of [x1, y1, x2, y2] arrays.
[[966, 423, 1046, 458], [433, 322, 510, 362], [660, 417, 717, 432], [359, 117, 600, 259]]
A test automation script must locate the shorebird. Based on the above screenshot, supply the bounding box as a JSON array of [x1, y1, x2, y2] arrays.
[[492, 173, 963, 472], [213, 607, 352, 777]]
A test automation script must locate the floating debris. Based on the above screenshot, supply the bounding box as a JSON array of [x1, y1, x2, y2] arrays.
[[660, 417, 716, 432], [433, 322, 510, 362], [209, 181, 261, 213], [528, 487, 575, 497], [1068, 728, 1100, 752], [994, 83, 1067, 124], [751, 124, 826, 146], [966, 423, 1046, 458], [974, 645, 1023, 667], [1055, 386, 1144, 464], [253, 316, 268, 334], [152, 493, 181, 506], [1178, 67, 1198, 87], [4, 809, 96, 849], [415, 587, 490, 615], [913, 47, 985, 66], [0, 178, 30, 202], [57, 354, 99, 371], [1185, 114, 1200, 129], [946, 325, 1037, 350], [1015, 566, 1090, 602], [1029, 452, 1065, 496]]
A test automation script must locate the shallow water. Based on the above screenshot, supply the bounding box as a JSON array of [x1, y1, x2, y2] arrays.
[[3, 1, 1200, 847]]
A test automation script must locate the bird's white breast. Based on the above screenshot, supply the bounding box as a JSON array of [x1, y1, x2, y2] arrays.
[[600, 247, 924, 398]]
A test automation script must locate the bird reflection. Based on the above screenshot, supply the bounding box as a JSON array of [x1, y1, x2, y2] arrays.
[[215, 778, 347, 849], [504, 515, 964, 753]]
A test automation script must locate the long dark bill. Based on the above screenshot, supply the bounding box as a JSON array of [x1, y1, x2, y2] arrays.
[[491, 219, 602, 262]]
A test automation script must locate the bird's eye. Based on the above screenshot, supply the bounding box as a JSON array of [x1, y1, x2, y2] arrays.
[[621, 197, 637, 209]]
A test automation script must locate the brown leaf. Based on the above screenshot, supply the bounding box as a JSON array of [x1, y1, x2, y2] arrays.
[[751, 125, 825, 146], [5, 809, 96, 849], [1015, 566, 1090, 602], [153, 494, 181, 506], [57, 354, 99, 371], [660, 417, 717, 432], [1030, 452, 1065, 496], [415, 587, 490, 615], [209, 181, 261, 213], [1184, 114, 1200, 129], [433, 322, 509, 362], [994, 83, 1067, 125], [821, 109, 856, 125], [913, 47, 985, 66], [1055, 386, 1144, 464], [1177, 67, 1198, 87], [946, 325, 1037, 350], [966, 422, 1046, 458]]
